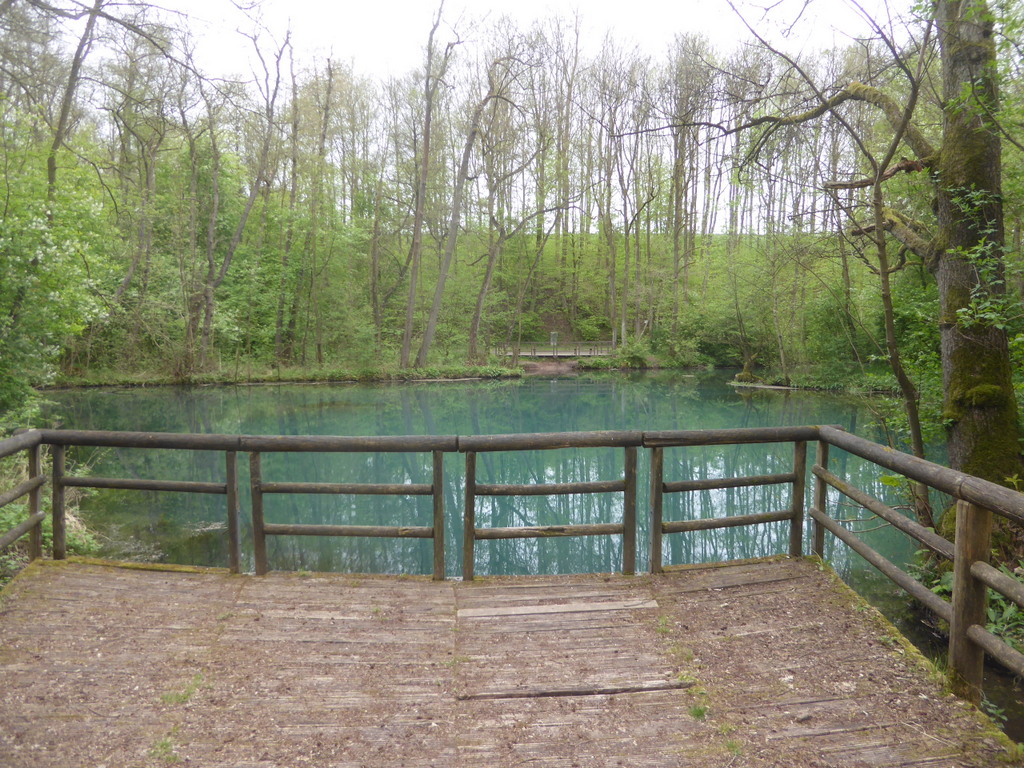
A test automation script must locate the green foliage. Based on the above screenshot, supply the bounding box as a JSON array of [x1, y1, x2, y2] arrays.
[[0, 122, 113, 412], [913, 554, 1024, 654]]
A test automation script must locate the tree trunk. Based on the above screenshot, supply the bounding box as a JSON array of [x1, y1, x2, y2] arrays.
[[416, 85, 488, 367], [401, 10, 446, 368], [935, 0, 1021, 488]]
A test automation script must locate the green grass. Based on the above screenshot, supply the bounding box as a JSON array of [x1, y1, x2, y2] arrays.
[[160, 673, 205, 705]]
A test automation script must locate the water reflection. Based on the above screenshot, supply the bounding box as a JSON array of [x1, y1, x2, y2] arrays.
[[45, 373, 916, 578]]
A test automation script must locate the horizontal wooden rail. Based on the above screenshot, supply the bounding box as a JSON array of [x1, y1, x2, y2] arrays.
[[965, 624, 1024, 677], [809, 506, 953, 622], [61, 477, 228, 494], [462, 439, 637, 580], [0, 510, 47, 551], [476, 480, 625, 496], [812, 465, 954, 560], [0, 437, 44, 561], [475, 523, 623, 540], [1, 430, 42, 459], [37, 429, 458, 455], [662, 510, 793, 534], [644, 426, 820, 447], [262, 523, 434, 538], [664, 472, 795, 493], [810, 433, 1024, 700], [649, 441, 806, 573], [818, 425, 1024, 525], [0, 474, 47, 509], [250, 449, 446, 580], [458, 430, 642, 452], [970, 561, 1024, 610], [261, 482, 433, 496]]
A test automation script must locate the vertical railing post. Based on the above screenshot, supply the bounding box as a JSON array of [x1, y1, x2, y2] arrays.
[[250, 452, 268, 576], [432, 450, 445, 581], [650, 446, 664, 574], [812, 440, 829, 558], [622, 446, 637, 575], [26, 443, 43, 561], [789, 441, 807, 557], [463, 451, 476, 581], [949, 499, 992, 704], [51, 443, 66, 560], [226, 451, 240, 574]]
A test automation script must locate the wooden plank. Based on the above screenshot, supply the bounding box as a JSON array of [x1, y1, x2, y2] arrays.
[[456, 679, 694, 700], [458, 598, 657, 618], [0, 559, 1015, 768]]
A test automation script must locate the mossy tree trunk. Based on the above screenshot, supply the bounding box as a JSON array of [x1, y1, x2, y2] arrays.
[[934, 0, 1021, 488], [749, 1, 1022, 494]]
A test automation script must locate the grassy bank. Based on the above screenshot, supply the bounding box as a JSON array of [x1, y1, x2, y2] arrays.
[[50, 363, 524, 390]]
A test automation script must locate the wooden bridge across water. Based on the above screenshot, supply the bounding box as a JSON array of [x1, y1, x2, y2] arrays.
[[2, 425, 1024, 765], [492, 340, 614, 358]]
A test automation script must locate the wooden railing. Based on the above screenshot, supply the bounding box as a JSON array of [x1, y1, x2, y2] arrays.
[[247, 435, 456, 580], [459, 431, 641, 581], [492, 341, 614, 358], [2, 425, 1023, 702], [0, 431, 45, 561], [647, 426, 815, 572], [809, 425, 1024, 702]]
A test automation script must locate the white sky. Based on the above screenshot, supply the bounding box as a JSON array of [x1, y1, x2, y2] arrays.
[[163, 0, 910, 80]]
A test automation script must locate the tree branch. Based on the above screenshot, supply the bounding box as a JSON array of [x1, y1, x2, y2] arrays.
[[823, 157, 929, 190]]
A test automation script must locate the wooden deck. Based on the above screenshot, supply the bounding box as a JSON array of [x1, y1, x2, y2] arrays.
[[0, 558, 1013, 767]]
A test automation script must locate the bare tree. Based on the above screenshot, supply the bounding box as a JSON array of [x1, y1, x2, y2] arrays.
[[400, 4, 454, 368], [727, 1, 1020, 506]]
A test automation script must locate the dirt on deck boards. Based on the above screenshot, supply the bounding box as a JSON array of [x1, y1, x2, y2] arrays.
[[0, 557, 1015, 767]]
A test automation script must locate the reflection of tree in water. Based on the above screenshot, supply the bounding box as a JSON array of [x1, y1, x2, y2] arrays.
[[47, 373, 921, 576], [472, 446, 626, 576]]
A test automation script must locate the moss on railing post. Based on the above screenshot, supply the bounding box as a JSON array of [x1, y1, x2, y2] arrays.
[[790, 441, 807, 557], [226, 451, 240, 574], [28, 443, 42, 561], [649, 447, 664, 574], [812, 441, 829, 558], [432, 450, 445, 581], [51, 444, 66, 560], [949, 500, 992, 704], [250, 452, 268, 576]]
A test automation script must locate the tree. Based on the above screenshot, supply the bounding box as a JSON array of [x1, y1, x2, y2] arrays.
[[400, 4, 454, 368], [732, 1, 1021, 499]]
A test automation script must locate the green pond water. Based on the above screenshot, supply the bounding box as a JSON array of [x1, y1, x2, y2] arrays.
[[42, 370, 1024, 737], [46, 370, 914, 580]]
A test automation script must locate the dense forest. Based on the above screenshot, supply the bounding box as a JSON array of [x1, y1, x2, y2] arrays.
[[1, 1, 1022, 483]]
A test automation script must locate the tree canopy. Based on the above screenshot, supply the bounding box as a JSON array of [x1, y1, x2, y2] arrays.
[[1, 0, 1022, 492]]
